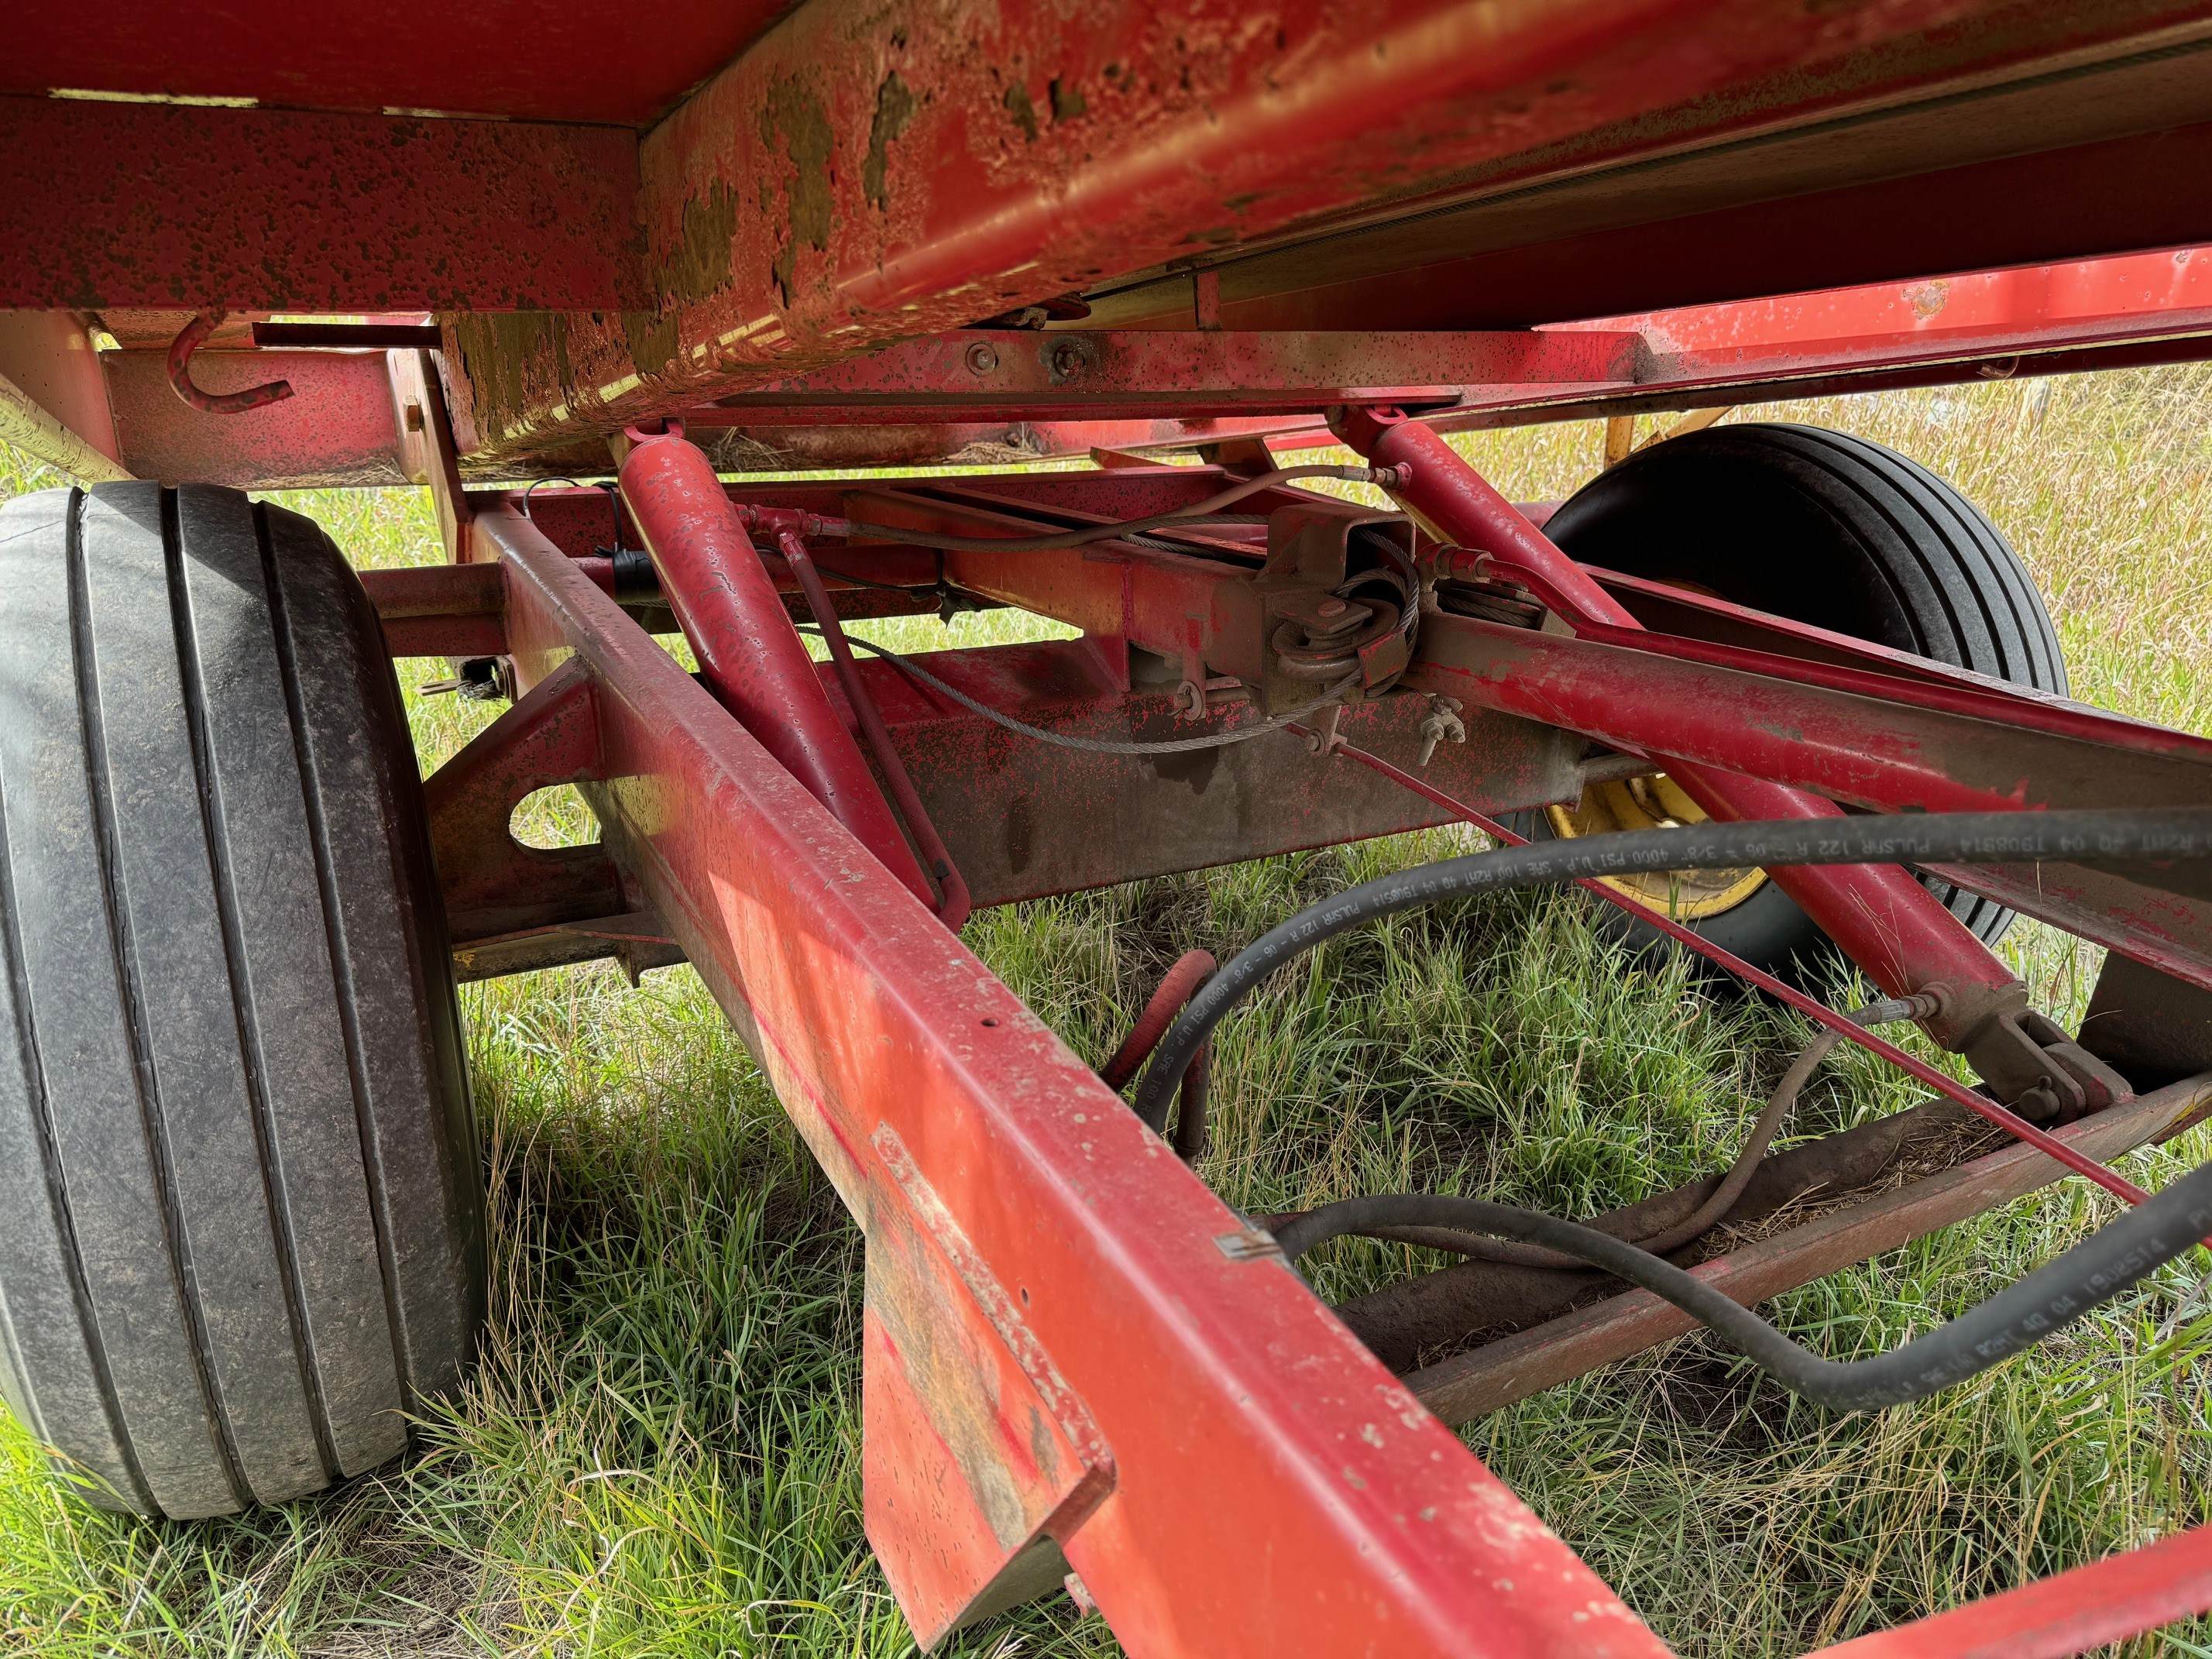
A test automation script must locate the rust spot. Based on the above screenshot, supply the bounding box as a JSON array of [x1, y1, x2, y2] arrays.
[[1904, 279, 1950, 320], [1004, 83, 1040, 143], [759, 79, 836, 307], [864, 72, 919, 211], [452, 311, 574, 439], [620, 307, 678, 378], [668, 178, 740, 306], [1048, 77, 1087, 122]]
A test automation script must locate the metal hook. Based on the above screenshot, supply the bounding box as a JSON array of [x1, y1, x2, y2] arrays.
[[167, 308, 295, 415]]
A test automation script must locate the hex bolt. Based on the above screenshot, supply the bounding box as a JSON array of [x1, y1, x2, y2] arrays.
[[1416, 695, 1467, 766], [1049, 339, 1088, 379], [964, 341, 1000, 376]]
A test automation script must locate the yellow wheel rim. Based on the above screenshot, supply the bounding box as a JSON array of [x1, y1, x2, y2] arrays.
[[1544, 773, 1769, 921]]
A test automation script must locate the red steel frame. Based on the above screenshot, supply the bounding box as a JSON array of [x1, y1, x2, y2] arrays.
[[379, 438, 2212, 1655], [11, 3, 2212, 1652]]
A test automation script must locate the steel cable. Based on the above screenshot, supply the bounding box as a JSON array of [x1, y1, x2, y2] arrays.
[[803, 627, 1357, 755]]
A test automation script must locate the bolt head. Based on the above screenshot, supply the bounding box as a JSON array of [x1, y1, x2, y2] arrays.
[[964, 341, 1000, 375], [1316, 597, 1348, 618]]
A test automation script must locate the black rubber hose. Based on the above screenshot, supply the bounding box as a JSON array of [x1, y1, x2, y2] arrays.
[[1268, 1174, 2212, 1410], [1128, 808, 2212, 1132]]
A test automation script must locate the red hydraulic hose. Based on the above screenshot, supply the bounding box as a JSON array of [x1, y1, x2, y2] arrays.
[[1104, 949, 1219, 1159]]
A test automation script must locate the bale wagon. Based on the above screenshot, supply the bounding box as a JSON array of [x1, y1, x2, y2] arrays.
[[5, 4, 2212, 1652]]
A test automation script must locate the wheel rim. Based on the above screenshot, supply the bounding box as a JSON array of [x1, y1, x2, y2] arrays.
[[1543, 771, 1769, 920]]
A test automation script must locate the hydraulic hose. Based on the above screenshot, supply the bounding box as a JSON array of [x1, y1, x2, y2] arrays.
[[1352, 1008, 1901, 1269], [1267, 1170, 2212, 1411], [1129, 808, 2212, 1132]]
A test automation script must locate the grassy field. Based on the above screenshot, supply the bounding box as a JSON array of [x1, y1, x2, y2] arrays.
[[2, 368, 2210, 1657]]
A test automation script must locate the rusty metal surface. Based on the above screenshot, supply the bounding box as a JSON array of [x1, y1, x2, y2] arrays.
[[689, 327, 1637, 424], [5, 1, 787, 125], [359, 563, 507, 658], [450, 911, 685, 984], [106, 349, 407, 487], [0, 94, 640, 311], [1402, 1070, 2212, 1425], [863, 1122, 1113, 1647], [857, 640, 1580, 908], [2081, 953, 2212, 1093], [1931, 859, 2212, 998], [82, 250, 2212, 488], [1084, 42, 2212, 336], [476, 504, 1672, 1657], [434, 0, 2212, 462]]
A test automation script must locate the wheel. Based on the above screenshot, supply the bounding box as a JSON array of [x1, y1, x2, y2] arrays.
[[1518, 421, 2066, 980], [0, 483, 483, 1519]]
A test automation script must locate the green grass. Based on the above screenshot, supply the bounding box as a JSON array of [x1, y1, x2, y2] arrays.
[[3, 369, 2211, 1656]]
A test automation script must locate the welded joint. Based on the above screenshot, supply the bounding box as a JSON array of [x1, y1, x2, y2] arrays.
[[422, 658, 624, 940]]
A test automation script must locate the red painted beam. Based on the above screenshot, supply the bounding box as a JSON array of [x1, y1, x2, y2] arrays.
[[1808, 1523, 2212, 1659], [476, 501, 1673, 1656], [0, 94, 640, 311], [5, 0, 787, 126], [687, 328, 1637, 424], [106, 349, 409, 488], [443, 0, 2212, 460]]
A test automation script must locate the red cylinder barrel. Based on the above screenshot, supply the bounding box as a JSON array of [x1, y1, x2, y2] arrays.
[[619, 428, 933, 905], [1335, 407, 2018, 1008]]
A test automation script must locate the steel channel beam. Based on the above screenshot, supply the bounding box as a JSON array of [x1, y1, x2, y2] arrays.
[[1403, 1070, 2212, 1425], [0, 94, 640, 313], [105, 349, 410, 489], [850, 640, 1581, 908], [358, 563, 507, 658], [732, 467, 2212, 987], [470, 501, 1672, 1656], [1404, 613, 2212, 988], [685, 328, 1636, 424], [1407, 614, 2212, 816], [439, 0, 2212, 462]]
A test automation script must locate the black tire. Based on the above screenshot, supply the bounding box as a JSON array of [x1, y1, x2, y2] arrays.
[[0, 483, 482, 1519], [1522, 421, 2066, 978]]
